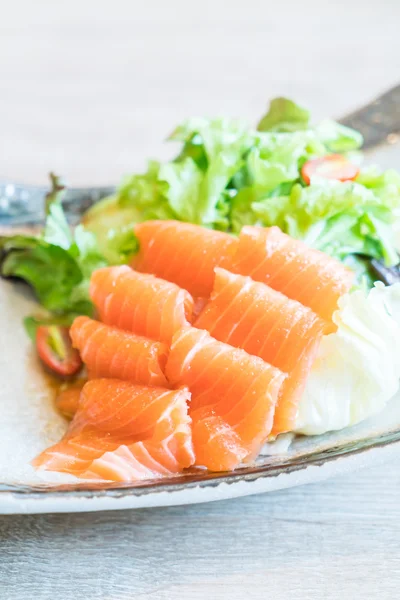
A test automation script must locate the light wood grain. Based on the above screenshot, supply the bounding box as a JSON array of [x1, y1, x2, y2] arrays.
[[0, 0, 399, 185], [1, 2, 400, 599], [1, 462, 400, 599]]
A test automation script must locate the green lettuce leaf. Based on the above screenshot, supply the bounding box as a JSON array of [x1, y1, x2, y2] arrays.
[[247, 131, 323, 191], [83, 161, 175, 262], [356, 166, 400, 207], [229, 131, 325, 232], [167, 118, 252, 225], [97, 119, 253, 230], [43, 174, 73, 249], [257, 98, 310, 132], [0, 235, 88, 314], [170, 117, 251, 167], [231, 184, 294, 234], [158, 153, 241, 226], [82, 195, 140, 264], [257, 98, 363, 151], [232, 177, 400, 276], [315, 120, 363, 153], [83, 100, 381, 273], [0, 174, 108, 318], [159, 158, 202, 222]]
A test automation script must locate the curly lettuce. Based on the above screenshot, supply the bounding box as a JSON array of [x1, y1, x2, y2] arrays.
[[85, 96, 397, 285], [0, 174, 107, 322], [232, 176, 400, 284]]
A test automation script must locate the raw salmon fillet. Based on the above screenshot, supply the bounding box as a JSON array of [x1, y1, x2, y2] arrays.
[[191, 409, 248, 472], [193, 297, 208, 320], [69, 379, 186, 438], [166, 327, 286, 469], [90, 265, 193, 344], [33, 379, 194, 482], [229, 226, 354, 322], [195, 269, 326, 434], [70, 316, 169, 388], [55, 383, 85, 418], [133, 220, 238, 297]]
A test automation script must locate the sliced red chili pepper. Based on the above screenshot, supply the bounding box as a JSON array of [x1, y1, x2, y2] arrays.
[[36, 325, 82, 377], [301, 154, 359, 185]]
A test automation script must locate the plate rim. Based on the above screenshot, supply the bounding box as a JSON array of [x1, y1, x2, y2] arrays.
[[1, 427, 400, 514], [2, 164, 400, 514]]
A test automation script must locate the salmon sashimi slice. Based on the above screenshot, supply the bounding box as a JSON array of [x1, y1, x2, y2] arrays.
[[33, 379, 194, 482], [33, 431, 192, 482], [69, 379, 188, 438], [90, 265, 193, 345], [191, 409, 248, 472], [229, 226, 354, 323], [80, 437, 192, 482], [133, 220, 238, 297], [193, 297, 208, 320], [70, 316, 169, 388], [33, 430, 126, 476], [166, 327, 286, 468], [55, 382, 86, 418], [195, 269, 326, 435]]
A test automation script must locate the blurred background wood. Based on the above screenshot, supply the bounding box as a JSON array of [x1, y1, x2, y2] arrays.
[[0, 0, 400, 185], [1, 1, 400, 598], [2, 463, 400, 599]]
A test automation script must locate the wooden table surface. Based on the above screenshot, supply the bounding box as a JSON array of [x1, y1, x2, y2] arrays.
[[1, 2, 400, 598]]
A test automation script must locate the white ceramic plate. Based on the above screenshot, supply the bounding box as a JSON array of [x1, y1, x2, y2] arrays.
[[2, 271, 400, 514], [1, 129, 400, 514]]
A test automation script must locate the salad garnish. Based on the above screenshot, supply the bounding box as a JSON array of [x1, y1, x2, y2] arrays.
[[2, 98, 400, 330]]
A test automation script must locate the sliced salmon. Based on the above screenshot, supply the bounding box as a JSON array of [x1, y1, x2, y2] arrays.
[[229, 226, 354, 322], [33, 430, 125, 476], [34, 431, 194, 482], [195, 269, 326, 434], [166, 327, 286, 469], [55, 383, 85, 418], [193, 297, 208, 320], [90, 265, 193, 345], [191, 409, 248, 472], [33, 379, 194, 482], [69, 379, 185, 438], [70, 316, 169, 388], [133, 220, 238, 297]]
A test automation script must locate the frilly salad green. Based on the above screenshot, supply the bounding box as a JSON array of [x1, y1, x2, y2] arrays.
[[84, 97, 400, 286]]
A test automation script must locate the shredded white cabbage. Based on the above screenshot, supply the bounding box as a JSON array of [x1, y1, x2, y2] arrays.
[[295, 282, 400, 435]]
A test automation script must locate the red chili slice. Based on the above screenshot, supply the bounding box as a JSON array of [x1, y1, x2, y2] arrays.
[[301, 154, 359, 185], [36, 325, 83, 377]]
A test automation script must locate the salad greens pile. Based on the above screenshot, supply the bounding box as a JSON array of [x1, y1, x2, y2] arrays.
[[0, 175, 107, 336], [84, 97, 400, 280], [2, 97, 400, 328]]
